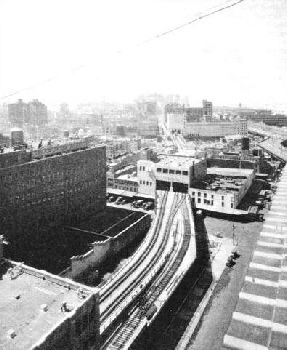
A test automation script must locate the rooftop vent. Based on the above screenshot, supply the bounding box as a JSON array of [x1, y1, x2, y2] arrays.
[[7, 329, 16, 339], [40, 304, 49, 312]]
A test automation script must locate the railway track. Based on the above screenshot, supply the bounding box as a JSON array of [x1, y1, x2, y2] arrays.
[[100, 191, 182, 333], [102, 194, 193, 349]]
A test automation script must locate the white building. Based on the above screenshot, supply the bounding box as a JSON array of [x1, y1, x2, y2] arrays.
[[189, 167, 255, 210], [166, 113, 185, 132], [137, 160, 156, 196], [166, 118, 248, 138], [137, 156, 207, 195]]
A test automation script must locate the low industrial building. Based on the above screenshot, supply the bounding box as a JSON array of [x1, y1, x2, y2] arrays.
[[189, 168, 255, 210], [137, 156, 207, 195], [112, 173, 138, 192]]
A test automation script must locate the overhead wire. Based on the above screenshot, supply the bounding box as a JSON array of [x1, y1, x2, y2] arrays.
[[0, 0, 246, 101]]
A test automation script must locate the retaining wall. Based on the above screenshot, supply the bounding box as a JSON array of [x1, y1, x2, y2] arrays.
[[66, 214, 151, 279]]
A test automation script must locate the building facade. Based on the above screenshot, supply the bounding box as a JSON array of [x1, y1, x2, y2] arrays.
[[137, 160, 156, 196], [189, 168, 255, 210], [0, 143, 106, 238], [202, 100, 213, 120], [8, 99, 48, 127], [137, 156, 207, 194], [184, 120, 248, 138]]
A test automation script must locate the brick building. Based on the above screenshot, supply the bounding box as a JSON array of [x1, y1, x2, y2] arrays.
[[8, 99, 48, 127], [0, 143, 106, 238]]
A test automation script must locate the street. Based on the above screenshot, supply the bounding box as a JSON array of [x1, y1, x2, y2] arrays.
[[186, 217, 263, 350]]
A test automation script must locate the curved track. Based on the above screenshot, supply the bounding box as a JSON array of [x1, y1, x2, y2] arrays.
[[99, 191, 184, 334], [101, 193, 195, 349]]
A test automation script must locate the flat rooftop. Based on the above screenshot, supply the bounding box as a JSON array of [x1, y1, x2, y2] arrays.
[[0, 260, 93, 350], [117, 174, 138, 182], [192, 174, 247, 193], [207, 167, 253, 177], [157, 156, 202, 170]]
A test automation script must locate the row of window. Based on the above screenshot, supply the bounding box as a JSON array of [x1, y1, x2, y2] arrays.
[[157, 168, 188, 176], [4, 182, 100, 205], [1, 166, 104, 183], [191, 191, 215, 199], [191, 191, 229, 201], [114, 185, 137, 192], [194, 197, 234, 208], [139, 180, 152, 186]]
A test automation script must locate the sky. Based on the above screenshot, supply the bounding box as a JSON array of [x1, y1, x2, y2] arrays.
[[0, 0, 287, 111]]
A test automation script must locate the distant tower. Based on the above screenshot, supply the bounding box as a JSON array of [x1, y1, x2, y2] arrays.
[[202, 100, 213, 121]]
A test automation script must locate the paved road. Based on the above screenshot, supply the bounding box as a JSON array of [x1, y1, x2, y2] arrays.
[[186, 217, 263, 350]]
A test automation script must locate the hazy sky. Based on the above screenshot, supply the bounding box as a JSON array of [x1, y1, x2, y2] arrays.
[[0, 0, 287, 111]]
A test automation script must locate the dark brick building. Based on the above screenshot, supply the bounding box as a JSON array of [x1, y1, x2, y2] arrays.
[[0, 143, 106, 239], [8, 99, 48, 127]]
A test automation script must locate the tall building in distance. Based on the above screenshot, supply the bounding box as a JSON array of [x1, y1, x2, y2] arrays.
[[202, 99, 213, 121], [8, 99, 48, 127]]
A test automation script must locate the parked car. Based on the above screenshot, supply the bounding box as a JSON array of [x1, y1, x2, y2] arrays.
[[132, 199, 144, 208], [143, 201, 154, 210], [108, 196, 116, 203], [115, 197, 123, 205], [120, 199, 126, 205]]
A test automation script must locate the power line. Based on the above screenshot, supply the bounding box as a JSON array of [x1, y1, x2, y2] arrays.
[[0, 0, 246, 101]]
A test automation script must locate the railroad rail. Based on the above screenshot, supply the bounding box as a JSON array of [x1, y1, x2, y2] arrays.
[[100, 191, 176, 332], [102, 193, 196, 349]]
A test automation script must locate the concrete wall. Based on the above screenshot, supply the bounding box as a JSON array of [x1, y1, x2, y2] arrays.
[[0, 150, 31, 169], [207, 158, 255, 170], [68, 214, 151, 279], [192, 159, 207, 182], [33, 293, 100, 350]]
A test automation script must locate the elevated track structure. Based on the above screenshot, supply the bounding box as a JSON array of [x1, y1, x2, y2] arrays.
[[98, 191, 196, 349]]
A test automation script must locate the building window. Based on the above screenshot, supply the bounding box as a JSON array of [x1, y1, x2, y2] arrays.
[[183, 171, 188, 176], [163, 168, 168, 174], [192, 192, 195, 196], [157, 168, 162, 173], [198, 192, 201, 196], [231, 203, 234, 208], [176, 170, 181, 175], [204, 193, 207, 198], [169, 169, 175, 174], [221, 196, 224, 200], [222, 202, 224, 207], [198, 198, 201, 203]]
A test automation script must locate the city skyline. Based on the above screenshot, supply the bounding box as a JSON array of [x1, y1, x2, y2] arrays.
[[0, 0, 287, 112]]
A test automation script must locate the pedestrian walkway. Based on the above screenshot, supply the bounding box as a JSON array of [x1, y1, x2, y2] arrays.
[[223, 166, 287, 350]]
